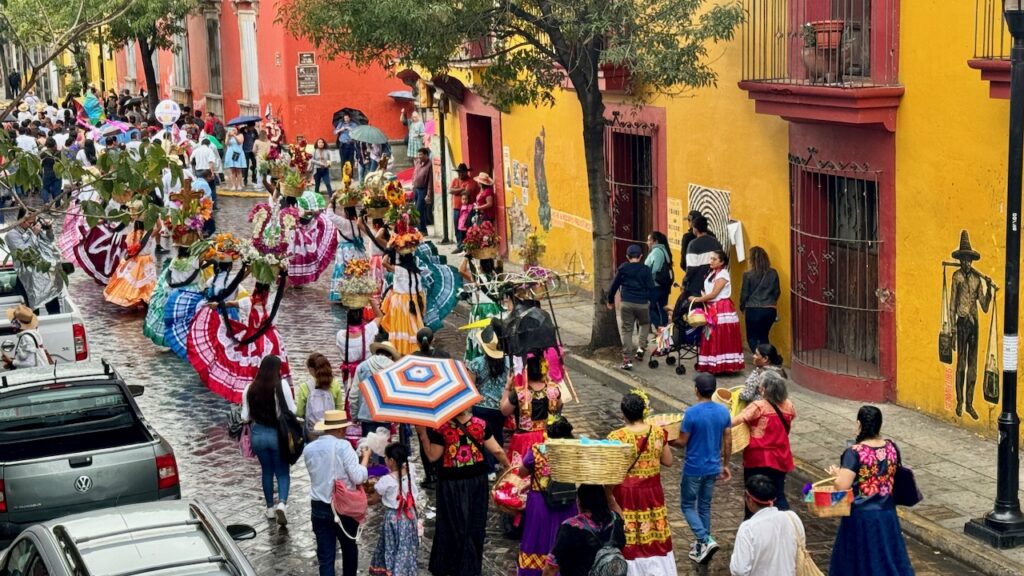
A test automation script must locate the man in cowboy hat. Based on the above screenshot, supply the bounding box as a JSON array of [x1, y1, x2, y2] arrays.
[[950, 229, 994, 420], [449, 163, 478, 252], [303, 409, 371, 576], [2, 303, 49, 369], [412, 147, 433, 235]]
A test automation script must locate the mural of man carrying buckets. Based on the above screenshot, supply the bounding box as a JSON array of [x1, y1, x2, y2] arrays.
[[941, 230, 998, 420]]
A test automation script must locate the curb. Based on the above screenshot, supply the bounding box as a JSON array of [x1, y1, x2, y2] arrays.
[[217, 190, 266, 199], [562, 352, 1024, 576]]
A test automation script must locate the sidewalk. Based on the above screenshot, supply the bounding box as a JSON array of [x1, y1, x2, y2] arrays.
[[428, 240, 1024, 576]]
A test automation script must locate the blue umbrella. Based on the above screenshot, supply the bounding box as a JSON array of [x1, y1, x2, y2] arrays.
[[226, 115, 261, 127]]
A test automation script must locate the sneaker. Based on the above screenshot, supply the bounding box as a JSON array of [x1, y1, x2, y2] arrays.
[[687, 541, 701, 562], [621, 359, 633, 371], [265, 507, 276, 519], [634, 348, 645, 361], [696, 536, 719, 564], [275, 502, 288, 526]]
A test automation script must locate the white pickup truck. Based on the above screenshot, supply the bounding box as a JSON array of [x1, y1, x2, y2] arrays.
[[0, 251, 89, 363]]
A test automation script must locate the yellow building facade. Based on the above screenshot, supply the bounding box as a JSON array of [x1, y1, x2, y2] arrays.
[[85, 39, 119, 94], [430, 0, 1024, 436]]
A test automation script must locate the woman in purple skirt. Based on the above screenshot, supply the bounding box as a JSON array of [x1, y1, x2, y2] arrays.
[[517, 416, 577, 575]]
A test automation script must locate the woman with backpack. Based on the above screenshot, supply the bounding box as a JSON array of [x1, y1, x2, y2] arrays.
[[544, 484, 627, 576], [516, 416, 577, 576], [295, 353, 343, 442], [241, 355, 295, 526], [645, 231, 673, 328], [606, 391, 677, 575]]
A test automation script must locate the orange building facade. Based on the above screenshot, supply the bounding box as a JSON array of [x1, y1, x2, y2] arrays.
[[111, 0, 408, 143]]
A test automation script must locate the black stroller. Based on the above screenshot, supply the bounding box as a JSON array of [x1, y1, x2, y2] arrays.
[[648, 293, 703, 374]]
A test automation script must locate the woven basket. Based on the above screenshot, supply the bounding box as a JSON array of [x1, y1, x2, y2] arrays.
[[732, 422, 750, 453], [646, 413, 683, 442], [470, 246, 498, 260], [546, 439, 636, 485], [172, 230, 201, 247], [270, 164, 287, 179], [365, 206, 389, 219], [491, 466, 528, 515], [806, 477, 853, 518], [397, 246, 418, 255], [340, 292, 372, 309], [283, 182, 306, 197]]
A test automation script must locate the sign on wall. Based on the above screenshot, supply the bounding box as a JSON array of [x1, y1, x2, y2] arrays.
[[666, 197, 684, 248], [296, 53, 319, 96]]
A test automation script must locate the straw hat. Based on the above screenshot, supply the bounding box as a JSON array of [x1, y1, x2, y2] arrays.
[[475, 325, 504, 359], [17, 103, 28, 112], [7, 304, 38, 330], [473, 172, 494, 186], [369, 340, 400, 360], [313, 410, 355, 432]]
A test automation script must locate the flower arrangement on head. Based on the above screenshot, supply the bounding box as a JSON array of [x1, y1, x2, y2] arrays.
[[463, 220, 500, 259], [193, 232, 246, 263], [519, 231, 546, 268], [249, 203, 299, 257], [167, 178, 213, 247], [361, 169, 392, 217], [333, 162, 362, 207], [280, 141, 311, 197], [337, 257, 376, 305], [389, 214, 424, 255]]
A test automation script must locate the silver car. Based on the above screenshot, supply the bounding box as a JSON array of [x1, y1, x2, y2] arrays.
[[0, 500, 257, 575]]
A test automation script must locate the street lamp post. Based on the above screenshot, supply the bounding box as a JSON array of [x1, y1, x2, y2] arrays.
[[965, 0, 1024, 549], [434, 89, 451, 244]]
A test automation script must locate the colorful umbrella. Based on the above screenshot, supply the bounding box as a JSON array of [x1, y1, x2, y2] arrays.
[[361, 356, 482, 427]]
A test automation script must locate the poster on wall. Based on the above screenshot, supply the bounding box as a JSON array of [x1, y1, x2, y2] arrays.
[[503, 147, 512, 188], [296, 64, 320, 96], [686, 183, 732, 253], [666, 198, 684, 248], [512, 160, 521, 186]]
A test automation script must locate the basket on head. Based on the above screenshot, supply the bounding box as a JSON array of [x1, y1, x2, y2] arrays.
[[283, 181, 306, 198], [172, 229, 200, 247], [470, 246, 498, 260], [806, 477, 853, 518], [546, 439, 637, 485], [366, 206, 388, 219], [397, 246, 418, 255], [646, 413, 684, 442], [340, 292, 371, 309]]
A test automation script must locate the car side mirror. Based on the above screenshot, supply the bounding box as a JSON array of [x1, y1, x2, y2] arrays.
[[226, 524, 256, 541], [127, 384, 145, 397]]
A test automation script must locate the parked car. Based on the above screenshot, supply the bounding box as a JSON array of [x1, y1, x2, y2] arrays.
[[0, 500, 257, 575], [0, 360, 180, 541], [0, 246, 88, 364]]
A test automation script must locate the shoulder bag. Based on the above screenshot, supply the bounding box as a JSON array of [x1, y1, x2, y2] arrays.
[[787, 511, 823, 576], [891, 442, 923, 507], [275, 383, 306, 465], [766, 399, 791, 435], [332, 440, 369, 525]]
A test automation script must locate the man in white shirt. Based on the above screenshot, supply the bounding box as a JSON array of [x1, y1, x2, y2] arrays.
[[730, 474, 804, 576], [15, 126, 37, 154], [303, 410, 371, 576], [125, 131, 142, 161], [190, 138, 219, 208]]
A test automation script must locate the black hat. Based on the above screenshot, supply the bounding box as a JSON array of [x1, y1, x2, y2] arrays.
[[456, 163, 471, 172], [952, 230, 981, 261]]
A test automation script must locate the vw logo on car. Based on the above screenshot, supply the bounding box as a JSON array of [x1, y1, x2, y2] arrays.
[[74, 475, 93, 493]]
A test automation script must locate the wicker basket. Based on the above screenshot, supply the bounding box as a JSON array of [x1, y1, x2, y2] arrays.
[[646, 413, 684, 442], [806, 477, 853, 518], [470, 246, 498, 260], [365, 206, 389, 219], [270, 164, 287, 179], [397, 246, 418, 255], [491, 466, 528, 515], [340, 292, 372, 309], [546, 439, 637, 485], [731, 422, 750, 453], [283, 181, 306, 197], [172, 230, 201, 247]]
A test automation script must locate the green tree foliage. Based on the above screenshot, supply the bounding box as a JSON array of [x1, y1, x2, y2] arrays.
[[280, 0, 743, 347]]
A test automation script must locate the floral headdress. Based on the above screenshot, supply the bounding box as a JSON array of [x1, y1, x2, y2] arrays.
[[194, 233, 246, 263], [389, 215, 423, 255], [249, 203, 299, 257], [630, 387, 651, 419], [167, 178, 213, 246], [463, 220, 500, 253], [337, 257, 376, 296]]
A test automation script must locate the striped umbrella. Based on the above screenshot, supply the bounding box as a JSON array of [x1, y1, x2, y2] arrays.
[[361, 356, 482, 427]]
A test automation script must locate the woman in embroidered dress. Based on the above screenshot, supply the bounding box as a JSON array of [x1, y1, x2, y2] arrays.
[[58, 177, 99, 265], [188, 279, 291, 403], [501, 355, 562, 469], [607, 391, 677, 576], [144, 246, 204, 346], [336, 306, 379, 393], [165, 258, 242, 360], [733, 372, 795, 518], [327, 205, 367, 302], [380, 250, 426, 356], [103, 221, 157, 307], [827, 406, 913, 576], [517, 416, 577, 576], [368, 442, 419, 576], [287, 190, 338, 286], [690, 249, 745, 374], [460, 256, 504, 362], [366, 218, 390, 299], [417, 409, 510, 576]]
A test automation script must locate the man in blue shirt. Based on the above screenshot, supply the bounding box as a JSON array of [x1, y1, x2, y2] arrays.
[[333, 113, 358, 171], [671, 372, 732, 564]]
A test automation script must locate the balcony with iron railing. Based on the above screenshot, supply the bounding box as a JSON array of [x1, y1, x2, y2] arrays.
[[736, 0, 903, 131], [969, 0, 1012, 99]]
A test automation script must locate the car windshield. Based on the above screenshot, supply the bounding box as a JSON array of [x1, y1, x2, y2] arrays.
[[0, 384, 140, 460]]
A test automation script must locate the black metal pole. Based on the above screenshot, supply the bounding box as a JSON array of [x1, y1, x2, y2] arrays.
[[438, 96, 451, 244], [965, 20, 1024, 549]]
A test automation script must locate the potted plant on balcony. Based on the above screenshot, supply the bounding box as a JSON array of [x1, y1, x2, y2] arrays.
[[801, 22, 843, 84], [810, 19, 844, 49]]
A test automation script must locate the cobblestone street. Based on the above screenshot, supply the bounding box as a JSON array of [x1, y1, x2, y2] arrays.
[[63, 196, 980, 575]]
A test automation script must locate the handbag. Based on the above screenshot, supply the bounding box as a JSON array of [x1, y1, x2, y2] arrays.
[[685, 301, 707, 328], [787, 511, 824, 576], [983, 294, 1000, 404], [231, 151, 241, 162], [275, 383, 306, 465], [239, 424, 255, 459], [332, 454, 369, 524], [938, 271, 953, 364], [892, 443, 923, 507]]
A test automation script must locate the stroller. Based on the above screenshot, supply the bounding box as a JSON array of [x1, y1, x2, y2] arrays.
[[649, 293, 703, 374]]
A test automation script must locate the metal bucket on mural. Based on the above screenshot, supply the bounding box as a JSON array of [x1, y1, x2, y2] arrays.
[[984, 291, 1000, 404], [939, 271, 953, 365]]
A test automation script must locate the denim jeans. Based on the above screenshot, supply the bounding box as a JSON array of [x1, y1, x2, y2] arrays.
[[250, 422, 290, 506], [311, 500, 359, 576], [650, 283, 671, 328], [314, 167, 333, 195], [41, 176, 62, 204], [414, 187, 429, 234], [244, 151, 257, 184], [680, 473, 718, 542]]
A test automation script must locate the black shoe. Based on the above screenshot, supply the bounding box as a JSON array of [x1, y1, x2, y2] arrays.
[[955, 403, 963, 417], [966, 405, 979, 420], [635, 348, 645, 361]]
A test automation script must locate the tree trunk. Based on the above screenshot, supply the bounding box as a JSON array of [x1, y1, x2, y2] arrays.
[[70, 44, 89, 91], [577, 85, 621, 350], [137, 35, 160, 120], [0, 44, 9, 100]]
